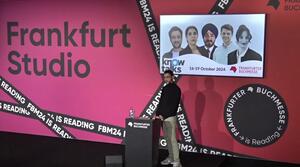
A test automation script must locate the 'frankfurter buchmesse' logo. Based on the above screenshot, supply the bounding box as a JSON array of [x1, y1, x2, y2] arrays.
[[224, 84, 288, 147]]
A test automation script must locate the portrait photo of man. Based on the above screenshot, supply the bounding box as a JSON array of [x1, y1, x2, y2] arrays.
[[163, 26, 183, 59], [199, 23, 218, 60], [213, 24, 237, 65]]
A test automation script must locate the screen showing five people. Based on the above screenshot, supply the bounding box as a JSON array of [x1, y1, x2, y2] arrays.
[[160, 14, 266, 78]]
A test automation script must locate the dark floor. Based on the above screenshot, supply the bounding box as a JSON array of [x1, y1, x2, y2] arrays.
[[0, 131, 298, 167], [157, 149, 299, 167]]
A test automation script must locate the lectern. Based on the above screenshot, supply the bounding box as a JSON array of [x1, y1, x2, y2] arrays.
[[125, 118, 161, 167]]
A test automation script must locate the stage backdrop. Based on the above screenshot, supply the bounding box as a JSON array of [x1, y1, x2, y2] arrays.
[[0, 0, 299, 165]]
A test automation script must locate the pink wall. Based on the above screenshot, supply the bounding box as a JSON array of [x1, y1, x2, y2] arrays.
[[0, 0, 299, 164]]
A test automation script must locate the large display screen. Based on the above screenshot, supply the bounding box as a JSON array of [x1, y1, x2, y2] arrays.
[[160, 14, 266, 77]]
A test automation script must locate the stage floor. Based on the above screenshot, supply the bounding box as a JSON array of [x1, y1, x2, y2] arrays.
[[0, 131, 298, 167]]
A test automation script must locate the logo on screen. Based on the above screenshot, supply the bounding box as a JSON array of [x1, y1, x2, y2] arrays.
[[230, 66, 237, 73], [162, 58, 185, 73], [224, 84, 288, 147]]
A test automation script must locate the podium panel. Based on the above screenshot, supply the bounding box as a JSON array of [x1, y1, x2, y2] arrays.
[[125, 118, 161, 167]]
